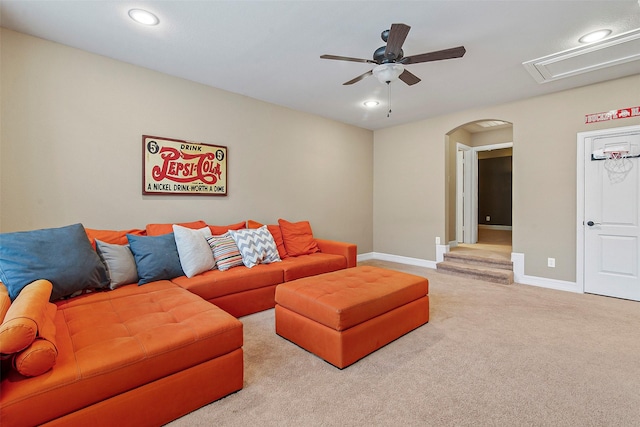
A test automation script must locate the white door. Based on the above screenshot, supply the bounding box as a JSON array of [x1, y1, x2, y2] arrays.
[[583, 128, 640, 301]]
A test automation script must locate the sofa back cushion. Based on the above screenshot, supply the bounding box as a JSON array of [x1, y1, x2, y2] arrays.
[[85, 228, 146, 247], [145, 220, 207, 236], [0, 224, 110, 301], [207, 221, 246, 236]]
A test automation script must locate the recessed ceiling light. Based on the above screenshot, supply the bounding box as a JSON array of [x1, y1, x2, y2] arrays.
[[579, 29, 611, 43], [363, 100, 379, 108], [128, 9, 160, 26]]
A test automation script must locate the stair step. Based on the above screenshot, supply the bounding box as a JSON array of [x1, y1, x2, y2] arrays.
[[443, 251, 513, 271], [436, 261, 514, 285]]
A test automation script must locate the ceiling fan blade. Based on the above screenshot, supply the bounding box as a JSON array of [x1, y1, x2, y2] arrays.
[[321, 54, 375, 64], [384, 23, 410, 60], [399, 69, 421, 86], [343, 70, 373, 85], [401, 46, 466, 65]]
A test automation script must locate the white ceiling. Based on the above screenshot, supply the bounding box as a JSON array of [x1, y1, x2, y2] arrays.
[[2, 1, 640, 131]]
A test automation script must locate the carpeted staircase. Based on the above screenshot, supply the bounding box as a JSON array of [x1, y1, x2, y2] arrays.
[[436, 251, 514, 284]]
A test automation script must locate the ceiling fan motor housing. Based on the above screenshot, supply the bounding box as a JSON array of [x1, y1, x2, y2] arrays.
[[374, 46, 403, 63]]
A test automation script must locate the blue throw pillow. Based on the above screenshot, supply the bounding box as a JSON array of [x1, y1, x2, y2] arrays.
[[0, 223, 110, 301], [127, 233, 184, 285]]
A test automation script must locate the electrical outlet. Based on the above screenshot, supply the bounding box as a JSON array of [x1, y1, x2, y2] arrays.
[[486, 216, 490, 222], [548, 258, 556, 268], [435, 237, 441, 245]]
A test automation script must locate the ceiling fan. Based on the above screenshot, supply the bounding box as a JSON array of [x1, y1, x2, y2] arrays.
[[321, 23, 466, 86]]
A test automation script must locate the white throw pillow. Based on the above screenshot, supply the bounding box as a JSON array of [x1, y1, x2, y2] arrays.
[[172, 225, 215, 278], [228, 225, 281, 268]]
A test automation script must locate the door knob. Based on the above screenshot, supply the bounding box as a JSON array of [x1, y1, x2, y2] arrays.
[[586, 221, 601, 226]]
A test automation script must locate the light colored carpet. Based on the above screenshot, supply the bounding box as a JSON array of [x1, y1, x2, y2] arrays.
[[168, 260, 640, 426]]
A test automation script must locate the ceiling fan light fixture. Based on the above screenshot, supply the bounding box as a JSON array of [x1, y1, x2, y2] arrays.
[[372, 63, 405, 84], [128, 9, 160, 26], [578, 29, 611, 43], [363, 100, 379, 108]]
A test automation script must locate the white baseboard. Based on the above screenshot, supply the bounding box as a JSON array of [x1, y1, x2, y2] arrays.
[[511, 253, 581, 293], [357, 252, 437, 269], [358, 251, 581, 294]]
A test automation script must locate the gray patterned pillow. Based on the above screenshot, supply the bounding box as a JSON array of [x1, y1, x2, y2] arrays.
[[228, 226, 281, 268]]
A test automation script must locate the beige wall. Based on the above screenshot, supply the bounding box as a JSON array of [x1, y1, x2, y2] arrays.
[[0, 29, 374, 252], [375, 73, 640, 281]]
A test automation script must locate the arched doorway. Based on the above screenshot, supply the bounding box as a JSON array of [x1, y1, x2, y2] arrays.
[[446, 119, 513, 256]]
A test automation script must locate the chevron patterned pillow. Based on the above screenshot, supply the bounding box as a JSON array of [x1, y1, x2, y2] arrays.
[[228, 226, 281, 268]]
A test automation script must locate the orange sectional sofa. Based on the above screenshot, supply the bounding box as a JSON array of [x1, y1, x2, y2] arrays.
[[0, 219, 357, 426]]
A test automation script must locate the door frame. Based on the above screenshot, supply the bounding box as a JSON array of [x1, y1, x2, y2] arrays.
[[576, 124, 640, 293], [456, 141, 513, 244], [456, 143, 472, 243]]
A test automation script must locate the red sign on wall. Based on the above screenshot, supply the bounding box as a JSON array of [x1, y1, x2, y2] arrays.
[[143, 135, 227, 196], [585, 106, 640, 124]]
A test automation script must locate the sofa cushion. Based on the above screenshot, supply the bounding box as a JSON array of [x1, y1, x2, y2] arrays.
[[228, 226, 281, 268], [247, 220, 289, 259], [172, 263, 284, 301], [172, 225, 215, 278], [208, 221, 246, 236], [145, 221, 207, 236], [279, 253, 347, 282], [0, 281, 243, 426], [0, 224, 110, 301], [206, 233, 244, 271], [127, 233, 184, 285], [278, 219, 320, 257], [95, 240, 139, 289], [85, 228, 146, 247]]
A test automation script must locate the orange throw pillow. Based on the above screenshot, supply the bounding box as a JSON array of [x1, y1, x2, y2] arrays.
[[0, 283, 10, 323], [12, 302, 57, 377], [278, 219, 319, 257], [247, 220, 288, 259], [0, 280, 52, 354], [145, 221, 207, 236], [13, 338, 58, 377]]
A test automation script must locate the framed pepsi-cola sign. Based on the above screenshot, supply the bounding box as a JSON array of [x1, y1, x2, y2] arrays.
[[143, 135, 227, 196]]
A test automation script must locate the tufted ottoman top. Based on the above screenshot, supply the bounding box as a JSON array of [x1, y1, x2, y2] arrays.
[[275, 266, 428, 331]]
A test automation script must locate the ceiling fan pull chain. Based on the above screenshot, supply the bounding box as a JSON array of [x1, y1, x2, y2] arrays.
[[387, 82, 392, 118]]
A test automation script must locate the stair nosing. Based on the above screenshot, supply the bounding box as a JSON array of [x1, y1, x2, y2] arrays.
[[443, 252, 512, 270]]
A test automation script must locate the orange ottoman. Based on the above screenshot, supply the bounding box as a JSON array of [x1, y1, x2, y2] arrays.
[[275, 266, 429, 368]]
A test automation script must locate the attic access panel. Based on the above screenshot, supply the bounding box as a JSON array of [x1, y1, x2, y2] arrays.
[[523, 28, 640, 84]]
